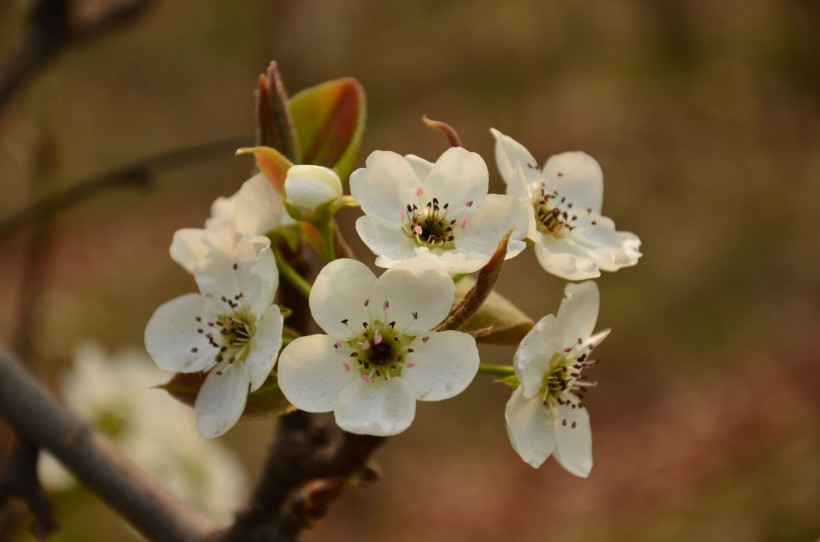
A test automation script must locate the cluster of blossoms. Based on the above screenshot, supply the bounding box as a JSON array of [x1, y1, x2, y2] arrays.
[[145, 114, 640, 477]]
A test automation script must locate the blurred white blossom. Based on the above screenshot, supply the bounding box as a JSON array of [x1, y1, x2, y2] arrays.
[[39, 342, 247, 524], [170, 172, 294, 273]]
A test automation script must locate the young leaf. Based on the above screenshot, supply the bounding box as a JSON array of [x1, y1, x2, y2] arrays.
[[159, 372, 294, 419], [288, 77, 366, 181], [452, 277, 534, 344], [236, 146, 293, 193], [256, 61, 300, 162]]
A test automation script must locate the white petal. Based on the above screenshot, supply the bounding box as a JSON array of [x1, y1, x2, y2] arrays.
[[206, 196, 237, 228], [491, 128, 541, 200], [454, 195, 530, 264], [277, 335, 355, 413], [234, 172, 294, 235], [587, 329, 611, 350], [309, 259, 376, 339], [423, 147, 487, 216], [195, 364, 250, 438], [144, 293, 217, 373], [403, 331, 479, 401], [534, 234, 601, 281], [350, 151, 422, 223], [545, 152, 604, 215], [553, 402, 593, 477], [195, 233, 278, 316], [170, 228, 207, 273], [244, 304, 284, 391], [335, 377, 416, 436], [570, 216, 642, 271], [505, 386, 557, 468], [514, 314, 559, 398], [411, 247, 491, 275], [404, 154, 434, 180], [372, 259, 454, 333], [556, 281, 600, 347], [355, 215, 418, 268]]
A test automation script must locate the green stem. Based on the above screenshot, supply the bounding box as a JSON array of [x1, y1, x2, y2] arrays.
[[274, 248, 311, 299], [478, 363, 515, 377], [317, 222, 336, 262]]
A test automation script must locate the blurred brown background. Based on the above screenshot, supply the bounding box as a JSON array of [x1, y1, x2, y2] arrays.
[[1, 1, 819, 540]]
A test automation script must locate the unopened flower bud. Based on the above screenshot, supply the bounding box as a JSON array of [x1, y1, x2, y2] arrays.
[[284, 165, 343, 218]]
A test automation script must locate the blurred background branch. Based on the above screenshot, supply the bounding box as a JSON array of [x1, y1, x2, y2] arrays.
[[0, 136, 248, 243], [0, 0, 152, 112], [0, 346, 217, 541]]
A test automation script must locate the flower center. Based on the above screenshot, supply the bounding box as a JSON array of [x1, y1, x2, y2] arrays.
[[402, 196, 461, 249], [369, 341, 394, 365], [539, 341, 598, 416], [341, 320, 415, 382], [196, 294, 256, 372], [533, 185, 590, 238]]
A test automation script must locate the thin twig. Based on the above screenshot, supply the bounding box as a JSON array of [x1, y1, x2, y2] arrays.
[[0, 346, 216, 542], [0, 0, 152, 111], [0, 136, 249, 243]]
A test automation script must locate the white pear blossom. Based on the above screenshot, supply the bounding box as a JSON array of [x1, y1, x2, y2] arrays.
[[505, 281, 609, 477], [39, 343, 247, 525], [284, 164, 343, 218], [492, 129, 641, 280], [145, 232, 283, 438], [277, 258, 479, 436], [350, 147, 530, 274], [171, 172, 295, 273]]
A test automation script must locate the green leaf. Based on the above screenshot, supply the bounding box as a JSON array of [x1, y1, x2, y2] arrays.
[[159, 372, 295, 419], [288, 77, 366, 181], [452, 277, 534, 344]]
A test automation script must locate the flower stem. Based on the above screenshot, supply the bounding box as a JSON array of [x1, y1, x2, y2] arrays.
[[478, 363, 515, 377], [274, 248, 311, 298], [316, 222, 336, 262]]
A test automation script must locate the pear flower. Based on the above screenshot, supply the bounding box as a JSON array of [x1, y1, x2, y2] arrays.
[[492, 129, 641, 280], [171, 172, 294, 273], [505, 281, 609, 477], [350, 147, 530, 274], [277, 258, 479, 436], [283, 164, 343, 219], [39, 343, 247, 525], [145, 232, 283, 438]]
